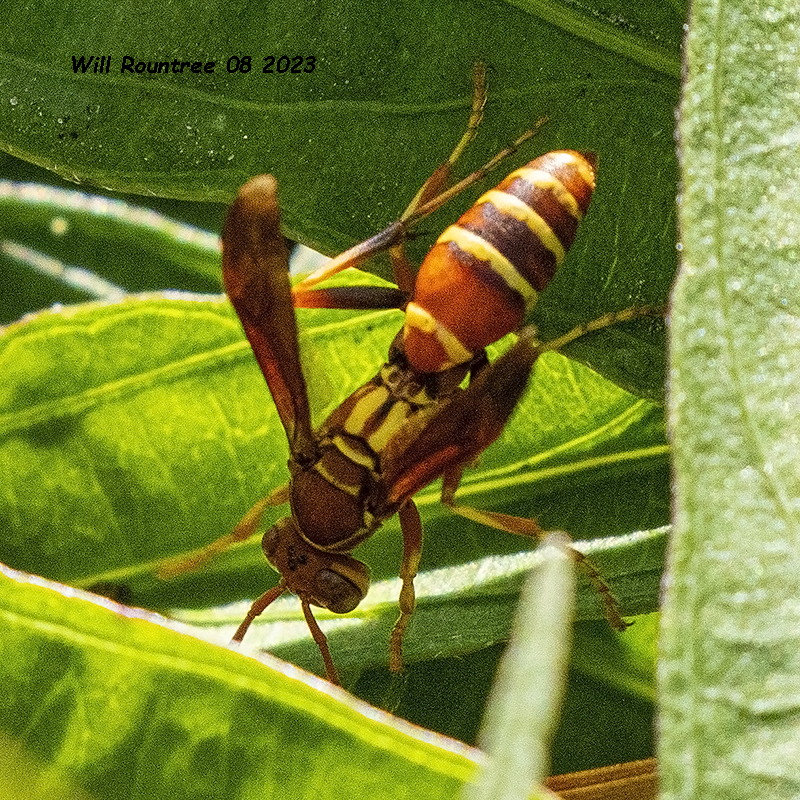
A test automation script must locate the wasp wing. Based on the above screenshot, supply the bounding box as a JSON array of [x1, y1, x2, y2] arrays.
[[222, 175, 315, 459], [380, 334, 542, 508]]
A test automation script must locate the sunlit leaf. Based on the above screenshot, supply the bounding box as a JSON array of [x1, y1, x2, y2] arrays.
[[0, 564, 477, 800]]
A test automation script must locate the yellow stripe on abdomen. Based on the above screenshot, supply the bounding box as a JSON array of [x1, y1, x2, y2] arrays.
[[436, 226, 539, 305]]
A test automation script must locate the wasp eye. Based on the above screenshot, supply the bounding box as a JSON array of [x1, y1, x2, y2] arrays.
[[314, 570, 361, 613], [314, 559, 370, 614]]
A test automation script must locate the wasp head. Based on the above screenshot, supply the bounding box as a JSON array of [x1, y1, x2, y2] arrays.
[[262, 517, 370, 614]]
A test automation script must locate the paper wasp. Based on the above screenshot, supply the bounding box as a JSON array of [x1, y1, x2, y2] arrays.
[[165, 65, 662, 684]]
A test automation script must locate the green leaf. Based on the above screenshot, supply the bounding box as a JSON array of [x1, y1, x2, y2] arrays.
[[171, 527, 667, 677], [462, 535, 575, 800], [0, 277, 667, 773], [0, 181, 222, 323], [0, 291, 668, 608], [661, 0, 800, 797], [0, 284, 666, 782], [0, 563, 477, 800], [0, 0, 680, 399], [0, 1, 681, 231]]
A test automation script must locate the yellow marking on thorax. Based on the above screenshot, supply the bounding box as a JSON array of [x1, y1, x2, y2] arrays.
[[366, 398, 412, 452], [314, 459, 362, 496], [503, 168, 584, 220], [332, 435, 377, 469], [343, 385, 390, 436], [436, 226, 540, 304], [338, 382, 415, 459], [476, 189, 566, 265]]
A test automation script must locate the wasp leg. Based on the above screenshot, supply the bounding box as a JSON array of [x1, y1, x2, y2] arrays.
[[230, 582, 345, 685], [292, 283, 408, 310], [389, 500, 424, 673], [538, 305, 667, 354], [400, 119, 548, 228], [300, 598, 341, 685], [290, 63, 546, 297], [156, 483, 291, 579], [232, 581, 287, 642], [293, 63, 489, 299], [439, 467, 628, 631], [398, 61, 488, 224]]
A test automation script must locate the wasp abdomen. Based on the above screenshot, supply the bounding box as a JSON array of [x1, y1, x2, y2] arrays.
[[403, 150, 597, 373]]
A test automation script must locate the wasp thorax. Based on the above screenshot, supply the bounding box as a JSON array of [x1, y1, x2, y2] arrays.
[[262, 517, 370, 613], [262, 517, 294, 565]]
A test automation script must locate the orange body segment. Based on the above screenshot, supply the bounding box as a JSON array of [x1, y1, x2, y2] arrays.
[[403, 150, 597, 372]]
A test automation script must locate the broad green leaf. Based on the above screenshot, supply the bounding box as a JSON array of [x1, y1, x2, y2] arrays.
[[661, 0, 800, 798], [0, 0, 681, 398], [0, 1, 681, 228], [0, 292, 668, 609], [0, 563, 477, 800], [0, 552, 659, 797], [0, 283, 666, 764]]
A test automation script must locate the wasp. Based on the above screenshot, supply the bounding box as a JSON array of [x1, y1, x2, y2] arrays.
[[165, 66, 661, 684]]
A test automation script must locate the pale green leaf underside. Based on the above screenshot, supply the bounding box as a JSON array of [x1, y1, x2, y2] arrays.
[[173, 527, 667, 676], [661, 0, 800, 798], [0, 181, 221, 295], [464, 537, 575, 800]]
